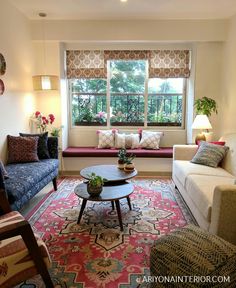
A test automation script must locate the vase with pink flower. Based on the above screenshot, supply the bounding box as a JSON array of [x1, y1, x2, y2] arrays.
[[33, 111, 55, 133]]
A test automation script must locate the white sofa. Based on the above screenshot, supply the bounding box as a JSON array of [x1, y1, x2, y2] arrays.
[[172, 133, 236, 245]]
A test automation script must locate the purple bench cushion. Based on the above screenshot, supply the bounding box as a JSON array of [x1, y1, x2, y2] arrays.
[[62, 147, 173, 158]]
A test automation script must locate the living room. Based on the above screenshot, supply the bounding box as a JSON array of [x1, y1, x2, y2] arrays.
[[0, 0, 236, 287]]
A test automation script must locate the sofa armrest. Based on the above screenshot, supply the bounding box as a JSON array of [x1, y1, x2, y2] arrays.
[[173, 144, 198, 161], [209, 185, 236, 245], [47, 136, 58, 159]]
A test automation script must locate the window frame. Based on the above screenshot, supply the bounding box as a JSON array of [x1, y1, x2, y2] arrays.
[[69, 60, 187, 129]]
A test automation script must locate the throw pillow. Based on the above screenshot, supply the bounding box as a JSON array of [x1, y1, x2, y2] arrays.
[[115, 133, 140, 149], [115, 133, 126, 149], [7, 135, 39, 164], [0, 160, 9, 179], [19, 132, 50, 159], [140, 131, 163, 149], [97, 130, 115, 148], [191, 141, 229, 168], [197, 140, 226, 147]]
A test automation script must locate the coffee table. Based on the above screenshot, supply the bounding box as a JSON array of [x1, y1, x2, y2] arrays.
[[75, 165, 138, 231]]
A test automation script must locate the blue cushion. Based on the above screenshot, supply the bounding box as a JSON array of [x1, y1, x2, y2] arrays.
[[5, 159, 59, 202]]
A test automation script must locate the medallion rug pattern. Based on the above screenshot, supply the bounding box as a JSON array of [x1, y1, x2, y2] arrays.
[[17, 178, 196, 288]]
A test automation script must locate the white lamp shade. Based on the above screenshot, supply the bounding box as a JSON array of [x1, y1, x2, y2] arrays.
[[33, 75, 59, 91], [192, 115, 212, 130]]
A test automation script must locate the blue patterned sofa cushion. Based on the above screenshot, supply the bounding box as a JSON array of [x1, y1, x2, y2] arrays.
[[5, 159, 59, 203]]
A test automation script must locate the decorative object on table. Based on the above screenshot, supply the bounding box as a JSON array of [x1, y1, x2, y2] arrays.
[[193, 96, 218, 143], [124, 154, 136, 172], [192, 114, 212, 144], [32, 13, 58, 91], [0, 79, 5, 96], [117, 148, 127, 169], [87, 172, 107, 196], [0, 53, 6, 76], [31, 111, 55, 133]]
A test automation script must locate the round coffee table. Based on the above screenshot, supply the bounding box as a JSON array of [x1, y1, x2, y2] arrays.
[[80, 164, 137, 182], [75, 182, 133, 231], [75, 164, 138, 231]]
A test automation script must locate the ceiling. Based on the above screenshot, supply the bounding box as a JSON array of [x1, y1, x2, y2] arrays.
[[10, 0, 236, 20]]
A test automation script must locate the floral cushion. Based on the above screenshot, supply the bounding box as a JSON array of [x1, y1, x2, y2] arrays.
[[97, 130, 115, 148], [191, 141, 229, 168], [19, 132, 50, 159], [5, 159, 59, 204], [140, 131, 163, 150], [7, 135, 39, 164]]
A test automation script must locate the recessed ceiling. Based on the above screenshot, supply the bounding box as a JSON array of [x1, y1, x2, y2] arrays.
[[9, 0, 236, 20]]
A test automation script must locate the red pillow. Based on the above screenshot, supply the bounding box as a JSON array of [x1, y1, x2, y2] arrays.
[[197, 141, 225, 147], [7, 135, 39, 164]]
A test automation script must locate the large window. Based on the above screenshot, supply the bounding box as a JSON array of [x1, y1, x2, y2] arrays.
[[68, 50, 189, 127]]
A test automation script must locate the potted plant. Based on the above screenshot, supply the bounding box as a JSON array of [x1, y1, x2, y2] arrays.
[[87, 172, 107, 196], [117, 148, 127, 169], [124, 154, 135, 172], [194, 97, 218, 117]]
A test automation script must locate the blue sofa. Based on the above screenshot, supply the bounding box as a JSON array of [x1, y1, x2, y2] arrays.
[[0, 137, 59, 211]]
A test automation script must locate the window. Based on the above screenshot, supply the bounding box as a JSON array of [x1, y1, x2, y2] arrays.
[[67, 50, 190, 127], [148, 78, 185, 126], [110, 60, 145, 126]]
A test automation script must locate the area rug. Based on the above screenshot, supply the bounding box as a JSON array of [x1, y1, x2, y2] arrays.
[[18, 177, 196, 288]]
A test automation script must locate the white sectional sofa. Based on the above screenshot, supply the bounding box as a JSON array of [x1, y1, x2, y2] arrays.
[[172, 133, 236, 245]]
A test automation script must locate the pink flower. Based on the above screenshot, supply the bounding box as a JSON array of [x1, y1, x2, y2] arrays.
[[35, 111, 41, 117]]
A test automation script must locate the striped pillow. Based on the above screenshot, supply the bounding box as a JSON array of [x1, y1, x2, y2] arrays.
[[191, 141, 229, 168]]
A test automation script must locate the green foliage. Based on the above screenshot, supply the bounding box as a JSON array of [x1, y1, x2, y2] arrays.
[[87, 173, 107, 187], [125, 154, 135, 164], [118, 148, 127, 162], [194, 97, 218, 117], [50, 126, 63, 137]]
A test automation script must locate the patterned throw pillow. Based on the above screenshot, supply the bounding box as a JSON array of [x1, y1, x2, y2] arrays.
[[140, 131, 163, 149], [0, 160, 9, 179], [115, 133, 140, 149], [97, 130, 115, 148], [19, 132, 50, 159], [191, 141, 229, 168], [7, 135, 39, 164]]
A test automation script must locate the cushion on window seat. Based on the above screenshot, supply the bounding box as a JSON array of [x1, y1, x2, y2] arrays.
[[62, 147, 173, 158]]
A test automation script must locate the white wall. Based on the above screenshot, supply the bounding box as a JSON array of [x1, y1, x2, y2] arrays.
[[220, 15, 236, 135], [0, 0, 36, 162]]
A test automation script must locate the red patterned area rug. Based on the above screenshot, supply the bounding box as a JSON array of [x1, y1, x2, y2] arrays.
[[17, 177, 196, 288]]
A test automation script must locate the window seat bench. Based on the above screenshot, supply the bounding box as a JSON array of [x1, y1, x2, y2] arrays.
[[62, 147, 173, 158]]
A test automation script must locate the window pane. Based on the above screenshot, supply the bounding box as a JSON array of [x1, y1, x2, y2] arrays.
[[110, 60, 145, 125], [71, 79, 107, 126], [148, 78, 184, 126]]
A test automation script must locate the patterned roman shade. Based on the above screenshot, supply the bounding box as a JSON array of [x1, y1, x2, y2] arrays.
[[66, 50, 106, 79], [149, 50, 191, 78], [104, 50, 150, 61]]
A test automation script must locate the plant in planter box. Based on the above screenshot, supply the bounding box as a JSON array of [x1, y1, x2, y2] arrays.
[[194, 97, 218, 117], [87, 173, 107, 196], [117, 148, 127, 169], [124, 154, 136, 172]]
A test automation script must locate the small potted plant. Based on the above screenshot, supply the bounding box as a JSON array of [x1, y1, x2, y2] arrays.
[[194, 97, 218, 117], [87, 172, 107, 196], [117, 148, 127, 169], [124, 154, 135, 172]]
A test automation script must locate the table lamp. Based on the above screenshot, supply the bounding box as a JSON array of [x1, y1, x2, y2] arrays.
[[192, 115, 212, 144]]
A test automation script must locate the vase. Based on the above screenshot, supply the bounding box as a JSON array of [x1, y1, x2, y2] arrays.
[[124, 163, 135, 172], [87, 184, 103, 196], [117, 160, 125, 169]]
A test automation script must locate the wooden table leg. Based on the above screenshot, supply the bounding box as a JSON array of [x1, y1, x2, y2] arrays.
[[127, 196, 132, 210], [111, 201, 115, 210], [77, 199, 87, 224], [115, 200, 123, 231]]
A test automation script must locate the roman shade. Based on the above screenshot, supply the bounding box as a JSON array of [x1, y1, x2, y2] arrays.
[[149, 50, 191, 78]]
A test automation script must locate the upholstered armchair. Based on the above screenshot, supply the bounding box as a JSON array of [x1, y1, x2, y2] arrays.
[[0, 173, 54, 288]]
